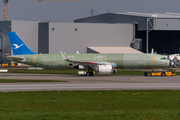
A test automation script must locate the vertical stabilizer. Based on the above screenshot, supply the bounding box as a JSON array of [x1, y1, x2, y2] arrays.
[[8, 32, 37, 55]]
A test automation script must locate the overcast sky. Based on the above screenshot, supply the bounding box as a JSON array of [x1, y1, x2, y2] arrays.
[[0, 0, 180, 22]]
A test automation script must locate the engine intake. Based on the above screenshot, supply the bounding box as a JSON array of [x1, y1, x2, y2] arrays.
[[95, 65, 115, 74]]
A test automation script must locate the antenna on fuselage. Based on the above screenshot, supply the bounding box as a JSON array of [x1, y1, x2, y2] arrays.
[[151, 49, 154, 54]]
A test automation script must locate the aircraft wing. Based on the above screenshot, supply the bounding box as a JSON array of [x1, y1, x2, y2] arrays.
[[60, 51, 103, 67]]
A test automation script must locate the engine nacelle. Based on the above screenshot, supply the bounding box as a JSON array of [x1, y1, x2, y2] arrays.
[[95, 65, 115, 74], [74, 65, 87, 70]]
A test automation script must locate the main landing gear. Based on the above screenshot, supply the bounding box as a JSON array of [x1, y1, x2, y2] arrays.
[[86, 67, 94, 76]]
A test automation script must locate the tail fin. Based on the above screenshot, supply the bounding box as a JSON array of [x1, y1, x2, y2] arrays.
[[8, 32, 37, 55]]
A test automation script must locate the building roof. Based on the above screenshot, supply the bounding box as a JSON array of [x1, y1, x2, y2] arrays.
[[112, 12, 180, 18], [87, 47, 142, 54]]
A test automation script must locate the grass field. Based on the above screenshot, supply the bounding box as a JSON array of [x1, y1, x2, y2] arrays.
[[0, 79, 67, 83], [0, 90, 180, 120], [8, 69, 180, 75]]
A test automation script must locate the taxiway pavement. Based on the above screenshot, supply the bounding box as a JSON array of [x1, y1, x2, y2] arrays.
[[0, 73, 179, 92]]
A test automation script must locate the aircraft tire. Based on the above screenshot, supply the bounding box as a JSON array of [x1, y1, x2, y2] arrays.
[[147, 72, 152, 77], [161, 72, 166, 76], [86, 72, 90, 76], [90, 72, 94, 76], [144, 72, 147, 76], [86, 72, 94, 76]]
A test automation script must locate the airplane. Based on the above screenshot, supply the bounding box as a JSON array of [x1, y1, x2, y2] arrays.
[[6, 32, 173, 76]]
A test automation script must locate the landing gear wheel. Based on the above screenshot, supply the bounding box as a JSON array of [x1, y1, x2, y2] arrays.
[[144, 72, 147, 76], [86, 67, 94, 76], [147, 72, 152, 77], [86, 72, 94, 76], [161, 72, 166, 76], [86, 72, 90, 76], [90, 72, 94, 76]]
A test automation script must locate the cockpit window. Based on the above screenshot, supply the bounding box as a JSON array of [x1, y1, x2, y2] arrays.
[[161, 57, 168, 60]]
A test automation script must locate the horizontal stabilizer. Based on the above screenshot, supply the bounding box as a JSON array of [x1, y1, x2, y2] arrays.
[[6, 56, 25, 62]]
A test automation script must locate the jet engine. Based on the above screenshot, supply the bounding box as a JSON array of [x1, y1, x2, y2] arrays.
[[95, 65, 116, 74]]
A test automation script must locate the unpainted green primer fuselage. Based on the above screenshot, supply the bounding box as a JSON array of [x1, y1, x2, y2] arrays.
[[8, 53, 170, 70]]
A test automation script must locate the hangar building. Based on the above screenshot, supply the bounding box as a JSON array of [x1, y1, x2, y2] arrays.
[[0, 20, 135, 63], [74, 12, 180, 54]]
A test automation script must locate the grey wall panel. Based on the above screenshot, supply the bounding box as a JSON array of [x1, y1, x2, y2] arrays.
[[38, 23, 49, 54], [0, 21, 11, 63], [48, 23, 133, 54], [154, 19, 180, 30], [11, 21, 39, 53]]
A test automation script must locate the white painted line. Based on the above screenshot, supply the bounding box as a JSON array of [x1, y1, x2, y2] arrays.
[[28, 67, 35, 70], [0, 69, 8, 72]]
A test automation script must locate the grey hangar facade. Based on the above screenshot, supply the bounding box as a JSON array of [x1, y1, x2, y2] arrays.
[[0, 12, 180, 63], [75, 12, 180, 55]]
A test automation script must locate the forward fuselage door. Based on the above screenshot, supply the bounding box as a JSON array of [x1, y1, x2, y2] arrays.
[[151, 55, 156, 63]]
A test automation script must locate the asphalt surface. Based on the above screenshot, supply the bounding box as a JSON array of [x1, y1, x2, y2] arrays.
[[0, 73, 180, 92]]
